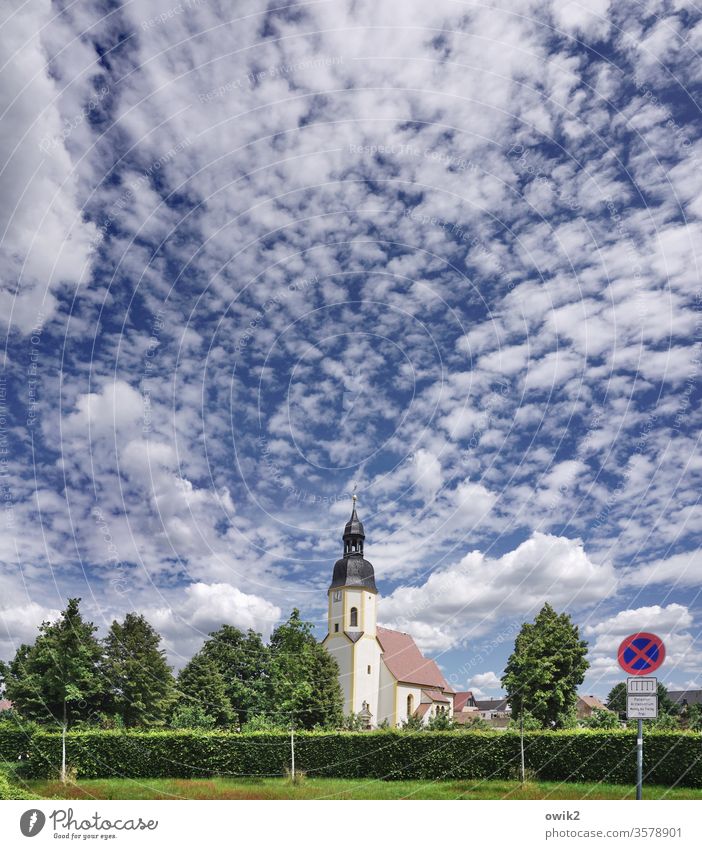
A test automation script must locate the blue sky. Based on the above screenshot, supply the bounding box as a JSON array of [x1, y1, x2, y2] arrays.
[[1, 0, 701, 699]]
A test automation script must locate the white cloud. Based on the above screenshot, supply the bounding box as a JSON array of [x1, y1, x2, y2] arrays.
[[64, 380, 144, 439], [469, 670, 502, 691], [553, 0, 612, 38], [585, 603, 693, 637], [0, 601, 61, 661], [1, 0, 701, 688], [179, 582, 280, 634], [0, 0, 97, 332], [584, 604, 696, 678], [0, 579, 281, 670], [413, 449, 443, 497], [621, 552, 702, 589], [144, 582, 281, 665], [380, 532, 616, 653]]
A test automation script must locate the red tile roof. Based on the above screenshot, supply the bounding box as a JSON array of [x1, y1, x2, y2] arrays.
[[578, 695, 607, 710], [377, 626, 452, 692], [422, 688, 450, 703], [415, 703, 432, 718], [454, 691, 476, 711]]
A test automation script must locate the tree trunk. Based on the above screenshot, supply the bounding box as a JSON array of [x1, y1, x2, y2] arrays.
[[61, 699, 67, 783], [290, 726, 295, 782]]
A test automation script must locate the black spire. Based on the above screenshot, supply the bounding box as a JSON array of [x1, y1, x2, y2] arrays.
[[329, 496, 377, 592], [343, 497, 365, 555]]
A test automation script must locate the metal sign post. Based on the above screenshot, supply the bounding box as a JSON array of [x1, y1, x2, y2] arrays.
[[626, 676, 658, 799], [636, 719, 643, 801], [618, 634, 666, 801]]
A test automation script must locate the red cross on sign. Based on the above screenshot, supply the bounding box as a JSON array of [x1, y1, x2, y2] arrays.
[[617, 632, 666, 675]]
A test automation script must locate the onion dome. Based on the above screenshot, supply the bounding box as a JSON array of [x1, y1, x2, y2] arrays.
[[329, 495, 377, 592]]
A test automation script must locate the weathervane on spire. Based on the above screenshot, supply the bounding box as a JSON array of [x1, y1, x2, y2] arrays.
[[352, 482, 358, 505]]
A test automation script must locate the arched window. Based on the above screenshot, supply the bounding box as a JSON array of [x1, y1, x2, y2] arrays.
[[350, 607, 358, 627], [407, 694, 414, 716]]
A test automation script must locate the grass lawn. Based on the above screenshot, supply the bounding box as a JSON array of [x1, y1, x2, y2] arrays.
[[19, 776, 702, 800]]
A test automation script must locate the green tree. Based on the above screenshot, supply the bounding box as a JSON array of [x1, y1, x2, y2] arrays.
[[0, 599, 103, 728], [426, 711, 454, 730], [502, 603, 589, 729], [267, 609, 343, 729], [176, 654, 235, 727], [606, 682, 676, 716], [583, 708, 621, 729], [648, 712, 679, 730], [507, 710, 542, 731], [0, 598, 103, 781], [658, 685, 678, 715], [682, 703, 702, 731], [606, 682, 626, 714], [170, 703, 217, 730], [102, 613, 175, 727], [199, 625, 269, 725], [341, 712, 368, 731], [241, 713, 287, 732]]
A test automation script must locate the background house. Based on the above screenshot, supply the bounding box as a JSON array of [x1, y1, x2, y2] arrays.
[[451, 691, 480, 725], [475, 697, 511, 727], [576, 695, 609, 719], [668, 690, 702, 709]]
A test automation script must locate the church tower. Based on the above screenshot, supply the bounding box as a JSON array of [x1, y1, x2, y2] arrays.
[[323, 496, 382, 725]]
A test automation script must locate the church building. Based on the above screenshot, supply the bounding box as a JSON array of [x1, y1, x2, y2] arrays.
[[322, 497, 455, 727]]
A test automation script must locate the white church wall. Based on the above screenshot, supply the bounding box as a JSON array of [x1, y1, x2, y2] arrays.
[[329, 589, 344, 635], [353, 636, 381, 719], [378, 661, 396, 725], [361, 590, 376, 636], [324, 635, 354, 714], [396, 684, 423, 726], [343, 587, 365, 635], [327, 580, 383, 721]]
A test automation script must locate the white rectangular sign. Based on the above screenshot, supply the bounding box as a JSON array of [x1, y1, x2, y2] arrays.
[[627, 694, 658, 718], [628, 676, 657, 694]]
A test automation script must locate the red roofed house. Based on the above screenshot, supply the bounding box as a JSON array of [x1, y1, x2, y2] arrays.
[[453, 691, 478, 712], [576, 694, 608, 719], [322, 498, 455, 727], [451, 691, 480, 724]]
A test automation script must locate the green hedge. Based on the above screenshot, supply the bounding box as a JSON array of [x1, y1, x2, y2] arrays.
[[0, 726, 35, 763], [14, 729, 702, 786], [0, 773, 38, 800]]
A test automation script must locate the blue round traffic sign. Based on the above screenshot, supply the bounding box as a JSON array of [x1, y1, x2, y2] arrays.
[[618, 632, 666, 675]]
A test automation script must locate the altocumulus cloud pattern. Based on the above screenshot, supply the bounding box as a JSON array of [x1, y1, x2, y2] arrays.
[[0, 0, 701, 697]]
